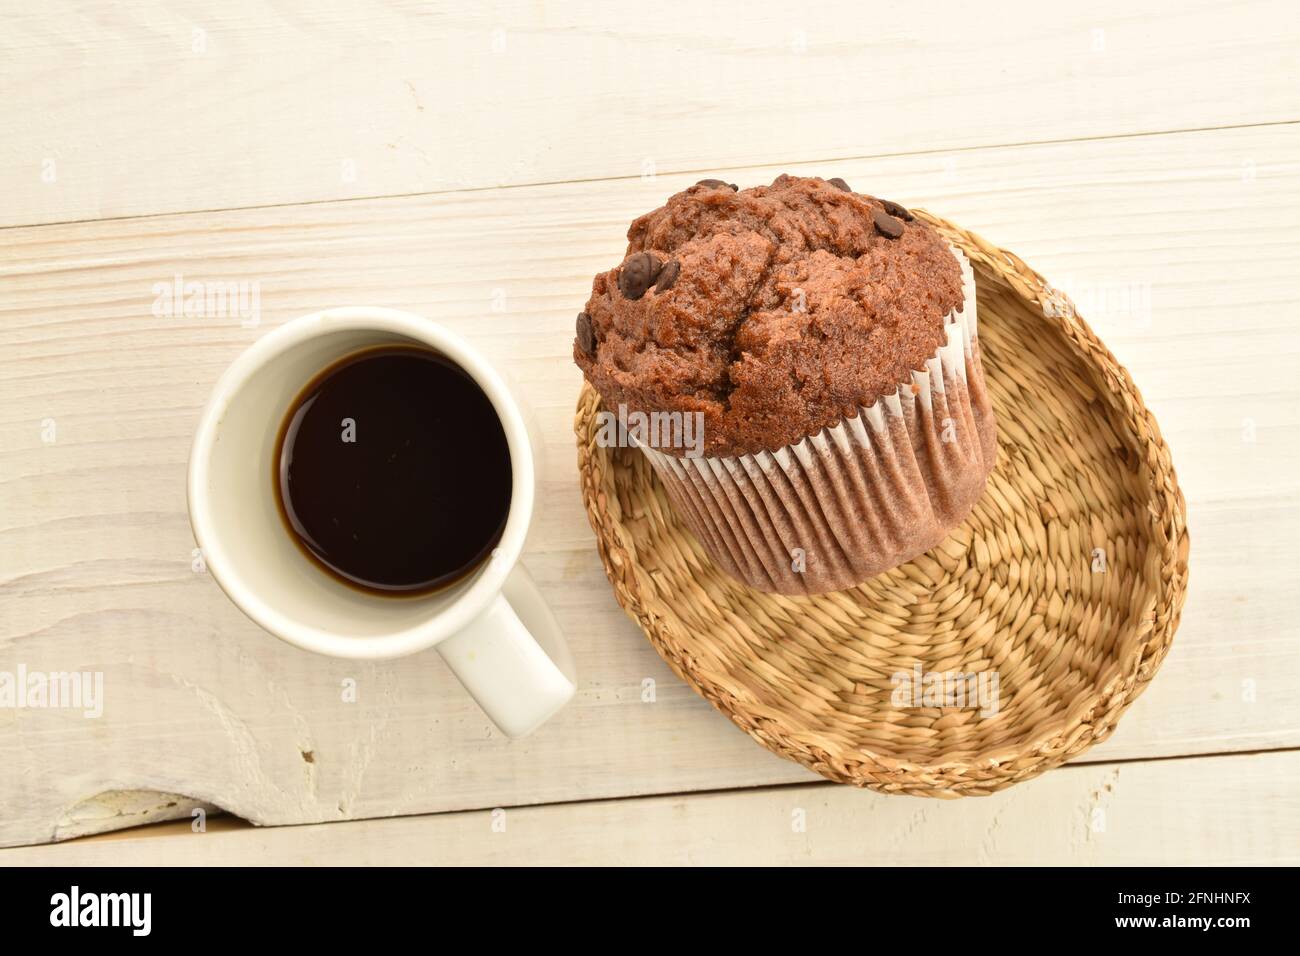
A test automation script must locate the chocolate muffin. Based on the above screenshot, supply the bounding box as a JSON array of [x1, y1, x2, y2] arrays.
[[575, 174, 997, 594]]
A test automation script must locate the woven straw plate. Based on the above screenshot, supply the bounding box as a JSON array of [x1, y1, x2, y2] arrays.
[[574, 213, 1189, 797]]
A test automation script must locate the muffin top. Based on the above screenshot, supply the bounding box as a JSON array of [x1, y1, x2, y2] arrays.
[[573, 174, 963, 458]]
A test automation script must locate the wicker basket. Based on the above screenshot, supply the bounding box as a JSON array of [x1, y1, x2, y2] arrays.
[[574, 212, 1189, 797]]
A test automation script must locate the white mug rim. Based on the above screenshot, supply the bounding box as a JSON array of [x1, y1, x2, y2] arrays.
[[186, 306, 534, 660]]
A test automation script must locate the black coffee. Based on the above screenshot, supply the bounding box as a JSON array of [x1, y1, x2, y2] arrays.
[[275, 345, 512, 595]]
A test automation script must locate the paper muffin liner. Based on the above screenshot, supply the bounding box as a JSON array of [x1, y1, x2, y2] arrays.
[[636, 246, 996, 595]]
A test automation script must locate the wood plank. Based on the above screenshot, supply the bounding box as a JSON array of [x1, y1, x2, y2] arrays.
[[1, 123, 1297, 847], [3, 0, 1299, 226], [4, 749, 1296, 865]]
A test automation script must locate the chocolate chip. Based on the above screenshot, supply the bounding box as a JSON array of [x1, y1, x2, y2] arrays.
[[696, 178, 738, 191], [827, 177, 851, 192], [618, 252, 662, 300], [881, 199, 914, 221], [654, 259, 681, 293], [575, 311, 595, 355], [872, 208, 904, 239]]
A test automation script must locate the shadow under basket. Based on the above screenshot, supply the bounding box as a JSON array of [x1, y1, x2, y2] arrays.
[[574, 211, 1190, 797]]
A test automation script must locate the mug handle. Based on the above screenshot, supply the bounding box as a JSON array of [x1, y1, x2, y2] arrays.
[[436, 566, 577, 738]]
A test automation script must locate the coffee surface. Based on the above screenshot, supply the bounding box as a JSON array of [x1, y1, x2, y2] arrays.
[[276, 345, 512, 595]]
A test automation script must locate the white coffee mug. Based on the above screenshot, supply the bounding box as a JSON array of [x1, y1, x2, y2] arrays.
[[187, 307, 577, 738]]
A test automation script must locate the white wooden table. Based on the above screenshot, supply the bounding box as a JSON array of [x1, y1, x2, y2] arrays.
[[1, 0, 1297, 865]]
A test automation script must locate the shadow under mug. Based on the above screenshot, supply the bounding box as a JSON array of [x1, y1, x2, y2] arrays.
[[187, 307, 577, 738]]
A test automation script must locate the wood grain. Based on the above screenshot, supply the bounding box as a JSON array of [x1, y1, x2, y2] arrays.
[[3, 749, 1295, 865], [1, 123, 1297, 848], [2, 0, 1298, 226]]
